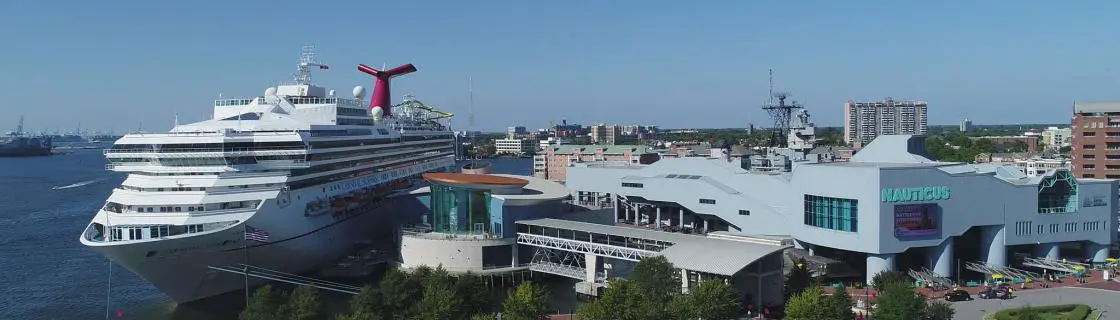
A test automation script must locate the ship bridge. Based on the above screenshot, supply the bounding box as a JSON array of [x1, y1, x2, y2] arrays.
[[514, 218, 790, 306]]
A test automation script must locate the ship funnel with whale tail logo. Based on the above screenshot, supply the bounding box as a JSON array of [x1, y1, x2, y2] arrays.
[[357, 63, 417, 119]]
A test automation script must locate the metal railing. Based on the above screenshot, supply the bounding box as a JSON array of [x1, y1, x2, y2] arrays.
[[105, 147, 308, 154], [527, 261, 588, 280], [516, 233, 659, 262]]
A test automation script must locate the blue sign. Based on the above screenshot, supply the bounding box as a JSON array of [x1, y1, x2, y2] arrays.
[[881, 186, 950, 203]]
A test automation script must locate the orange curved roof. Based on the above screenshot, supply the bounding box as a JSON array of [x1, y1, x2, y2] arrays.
[[422, 173, 529, 187]]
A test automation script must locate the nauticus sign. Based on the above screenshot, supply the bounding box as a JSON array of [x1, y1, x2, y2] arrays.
[[881, 186, 951, 203]]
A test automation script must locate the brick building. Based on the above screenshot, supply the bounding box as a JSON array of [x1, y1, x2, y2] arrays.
[[1072, 101, 1120, 178], [532, 144, 659, 181]]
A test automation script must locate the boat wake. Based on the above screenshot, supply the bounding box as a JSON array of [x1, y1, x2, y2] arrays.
[[52, 179, 102, 190]]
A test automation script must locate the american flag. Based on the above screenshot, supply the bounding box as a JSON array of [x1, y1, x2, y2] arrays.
[[244, 225, 270, 242]]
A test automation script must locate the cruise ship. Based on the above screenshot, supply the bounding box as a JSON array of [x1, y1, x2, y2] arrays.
[[79, 47, 457, 303]]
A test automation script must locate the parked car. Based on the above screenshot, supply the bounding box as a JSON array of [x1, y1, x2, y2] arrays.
[[944, 289, 971, 302], [978, 288, 1008, 299]]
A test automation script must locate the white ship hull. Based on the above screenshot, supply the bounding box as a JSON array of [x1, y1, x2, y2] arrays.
[[82, 158, 451, 303], [83, 49, 460, 303]]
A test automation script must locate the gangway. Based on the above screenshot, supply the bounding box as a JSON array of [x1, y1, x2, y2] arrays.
[[962, 261, 1041, 282], [1021, 257, 1090, 276], [908, 267, 954, 288], [208, 264, 362, 295]]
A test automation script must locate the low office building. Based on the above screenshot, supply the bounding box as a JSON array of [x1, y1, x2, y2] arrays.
[[566, 135, 1118, 284], [494, 138, 536, 156]]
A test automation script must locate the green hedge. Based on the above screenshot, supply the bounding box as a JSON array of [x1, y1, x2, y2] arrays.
[[989, 304, 1092, 320]]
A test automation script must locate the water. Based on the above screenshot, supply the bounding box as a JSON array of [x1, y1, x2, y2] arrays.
[[0, 152, 536, 319]]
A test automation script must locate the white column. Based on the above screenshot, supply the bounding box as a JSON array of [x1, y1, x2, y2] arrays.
[[631, 203, 638, 224], [928, 237, 954, 278], [981, 225, 1007, 267], [511, 244, 519, 267], [625, 204, 632, 223], [585, 253, 599, 283], [655, 206, 662, 228], [703, 219, 709, 233], [1087, 242, 1111, 263], [678, 208, 685, 233], [1036, 243, 1060, 260], [612, 194, 620, 223], [866, 253, 896, 285], [680, 269, 690, 294]]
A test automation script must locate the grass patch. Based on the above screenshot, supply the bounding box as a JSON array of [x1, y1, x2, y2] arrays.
[[987, 304, 1093, 320]]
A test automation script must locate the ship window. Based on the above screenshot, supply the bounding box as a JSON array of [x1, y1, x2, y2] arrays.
[[221, 112, 261, 121], [175, 207, 182, 212]]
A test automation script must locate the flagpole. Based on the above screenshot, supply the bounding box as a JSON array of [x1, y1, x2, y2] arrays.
[[243, 224, 249, 308]]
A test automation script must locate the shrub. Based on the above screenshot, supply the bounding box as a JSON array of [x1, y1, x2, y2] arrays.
[[1064, 305, 1090, 320], [989, 304, 1092, 320]]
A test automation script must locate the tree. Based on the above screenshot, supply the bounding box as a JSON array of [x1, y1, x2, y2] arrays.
[[1059, 145, 1072, 153], [240, 285, 287, 320], [380, 268, 420, 319], [872, 281, 926, 320], [627, 256, 680, 319], [334, 285, 380, 320], [502, 282, 551, 320], [870, 270, 910, 292], [469, 314, 496, 320], [419, 265, 455, 293], [416, 282, 462, 320], [286, 285, 322, 320], [924, 300, 955, 320], [785, 258, 813, 298], [669, 279, 739, 320], [823, 286, 856, 320], [455, 272, 490, 317], [577, 279, 638, 320], [783, 286, 829, 320]]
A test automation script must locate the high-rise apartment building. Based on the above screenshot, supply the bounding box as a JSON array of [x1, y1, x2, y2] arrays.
[[843, 98, 928, 147], [1071, 101, 1120, 179], [506, 126, 527, 138], [589, 124, 621, 145]]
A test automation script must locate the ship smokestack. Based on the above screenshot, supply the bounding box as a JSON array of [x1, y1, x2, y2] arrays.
[[357, 63, 418, 118]]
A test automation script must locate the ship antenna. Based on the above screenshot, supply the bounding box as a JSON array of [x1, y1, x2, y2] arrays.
[[768, 68, 774, 105], [468, 75, 475, 166], [294, 45, 329, 85]]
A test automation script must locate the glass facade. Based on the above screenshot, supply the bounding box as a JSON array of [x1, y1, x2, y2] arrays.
[[1038, 170, 1079, 214], [803, 194, 858, 232], [429, 184, 492, 234]]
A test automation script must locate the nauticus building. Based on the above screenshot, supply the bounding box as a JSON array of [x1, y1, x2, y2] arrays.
[[565, 135, 1117, 284]]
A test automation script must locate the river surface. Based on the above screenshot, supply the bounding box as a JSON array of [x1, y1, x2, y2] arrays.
[[0, 151, 564, 320]]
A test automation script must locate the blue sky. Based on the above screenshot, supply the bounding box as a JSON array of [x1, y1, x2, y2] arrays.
[[2, 1, 1118, 133]]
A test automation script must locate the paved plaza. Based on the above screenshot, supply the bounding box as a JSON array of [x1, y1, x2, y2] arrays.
[[949, 286, 1120, 319]]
